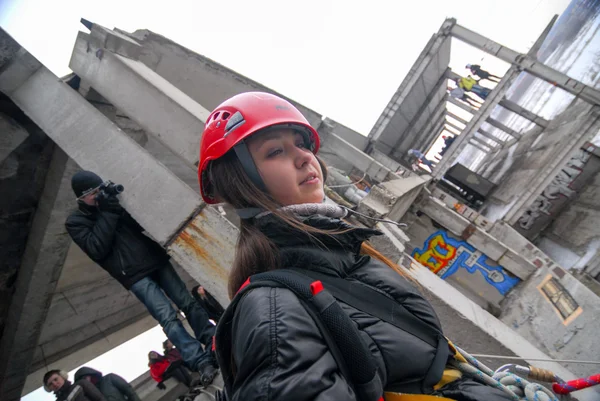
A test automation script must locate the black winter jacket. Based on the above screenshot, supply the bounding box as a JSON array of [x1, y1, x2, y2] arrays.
[[65, 206, 170, 289], [215, 214, 513, 401], [75, 367, 141, 401], [55, 379, 106, 401]]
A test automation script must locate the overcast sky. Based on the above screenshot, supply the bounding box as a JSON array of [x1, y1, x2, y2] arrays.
[[1, 0, 570, 134], [1, 1, 572, 399]]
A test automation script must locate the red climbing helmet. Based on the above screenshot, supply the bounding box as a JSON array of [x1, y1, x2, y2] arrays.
[[198, 92, 320, 204]]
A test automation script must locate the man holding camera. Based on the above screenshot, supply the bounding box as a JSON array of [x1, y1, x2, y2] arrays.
[[65, 171, 218, 386]]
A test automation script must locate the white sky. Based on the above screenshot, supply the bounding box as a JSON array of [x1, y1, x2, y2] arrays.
[[1, 0, 572, 399], [0, 0, 571, 134]]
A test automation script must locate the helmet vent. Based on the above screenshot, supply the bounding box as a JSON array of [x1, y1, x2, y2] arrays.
[[212, 112, 220, 121], [222, 112, 231, 120], [224, 111, 245, 136]]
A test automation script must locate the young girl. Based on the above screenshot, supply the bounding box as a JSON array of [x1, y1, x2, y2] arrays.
[[199, 92, 512, 401]]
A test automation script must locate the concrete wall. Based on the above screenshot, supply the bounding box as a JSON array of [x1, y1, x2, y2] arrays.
[[501, 265, 600, 380], [404, 212, 520, 314], [513, 145, 600, 240], [537, 158, 600, 270], [486, 101, 600, 224]]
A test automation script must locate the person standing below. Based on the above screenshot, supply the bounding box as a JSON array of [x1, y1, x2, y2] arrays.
[[43, 370, 107, 401], [440, 135, 456, 157], [65, 171, 217, 386], [148, 351, 193, 387], [163, 339, 183, 363], [407, 148, 435, 170], [74, 367, 140, 401], [466, 63, 501, 83]]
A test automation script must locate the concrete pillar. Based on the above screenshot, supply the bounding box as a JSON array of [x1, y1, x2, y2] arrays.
[[485, 118, 521, 138], [0, 148, 76, 401], [391, 69, 450, 151], [412, 96, 448, 151], [498, 99, 549, 127], [447, 96, 477, 113], [69, 31, 209, 167], [367, 19, 455, 149], [477, 128, 503, 144], [450, 23, 600, 105]]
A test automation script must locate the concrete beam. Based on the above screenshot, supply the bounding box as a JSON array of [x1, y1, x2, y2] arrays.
[[446, 111, 469, 126], [485, 118, 521, 138], [477, 128, 503, 144], [0, 148, 76, 401], [447, 95, 477, 114], [450, 23, 600, 105], [445, 120, 464, 133], [445, 125, 461, 136], [468, 140, 490, 153], [70, 31, 209, 166], [470, 136, 495, 150], [0, 59, 200, 245], [498, 99, 548, 127]]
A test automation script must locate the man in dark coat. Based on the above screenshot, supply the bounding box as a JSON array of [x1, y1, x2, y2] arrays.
[[43, 370, 106, 401], [75, 367, 140, 401], [65, 171, 217, 385]]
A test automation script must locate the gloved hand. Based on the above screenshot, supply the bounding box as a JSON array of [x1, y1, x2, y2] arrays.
[[157, 382, 166, 390], [97, 195, 123, 214]]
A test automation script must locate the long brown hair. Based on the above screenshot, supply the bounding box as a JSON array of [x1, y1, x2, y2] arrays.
[[208, 150, 409, 299]]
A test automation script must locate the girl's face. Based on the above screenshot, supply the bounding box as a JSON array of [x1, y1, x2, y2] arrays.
[[247, 129, 324, 206], [149, 351, 158, 359]]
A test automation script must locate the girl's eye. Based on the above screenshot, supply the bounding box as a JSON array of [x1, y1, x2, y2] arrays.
[[267, 149, 282, 157], [296, 141, 306, 148]]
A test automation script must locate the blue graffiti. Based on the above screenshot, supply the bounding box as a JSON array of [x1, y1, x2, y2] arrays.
[[412, 231, 520, 295]]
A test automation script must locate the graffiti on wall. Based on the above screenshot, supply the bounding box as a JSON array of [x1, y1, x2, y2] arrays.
[[412, 230, 520, 295], [518, 149, 592, 231]]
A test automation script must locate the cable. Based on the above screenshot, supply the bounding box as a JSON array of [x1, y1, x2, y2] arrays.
[[343, 207, 408, 228], [470, 354, 600, 365], [327, 172, 368, 189]]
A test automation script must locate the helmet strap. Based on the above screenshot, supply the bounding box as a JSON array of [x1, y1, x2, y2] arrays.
[[233, 141, 268, 193]]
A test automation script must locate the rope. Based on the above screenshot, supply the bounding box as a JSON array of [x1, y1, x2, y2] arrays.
[[469, 354, 600, 365], [451, 346, 560, 401]]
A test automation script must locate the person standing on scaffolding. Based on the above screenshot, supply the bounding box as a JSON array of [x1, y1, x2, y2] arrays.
[[466, 63, 502, 83], [456, 77, 491, 100]]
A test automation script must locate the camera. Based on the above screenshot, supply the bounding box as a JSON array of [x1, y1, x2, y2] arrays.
[[95, 180, 125, 203]]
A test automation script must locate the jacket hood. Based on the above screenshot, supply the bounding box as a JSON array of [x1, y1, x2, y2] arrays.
[[74, 367, 102, 381], [255, 214, 382, 275]]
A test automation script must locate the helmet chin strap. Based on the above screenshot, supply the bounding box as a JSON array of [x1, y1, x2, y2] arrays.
[[233, 141, 268, 192]]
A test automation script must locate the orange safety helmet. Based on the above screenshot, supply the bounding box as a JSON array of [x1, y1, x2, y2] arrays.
[[198, 92, 320, 204]]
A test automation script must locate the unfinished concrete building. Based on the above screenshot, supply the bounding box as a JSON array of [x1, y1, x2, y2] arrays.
[[0, 13, 599, 401]]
